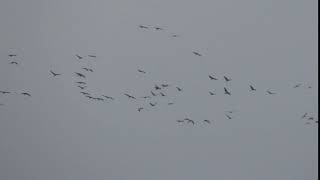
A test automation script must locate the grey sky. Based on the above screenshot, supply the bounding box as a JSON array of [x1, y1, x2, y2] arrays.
[[0, 0, 318, 180]]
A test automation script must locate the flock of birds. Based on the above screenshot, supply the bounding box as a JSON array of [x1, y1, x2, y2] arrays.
[[0, 24, 317, 127]]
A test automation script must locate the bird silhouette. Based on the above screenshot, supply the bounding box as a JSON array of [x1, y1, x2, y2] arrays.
[[154, 27, 164, 30], [0, 91, 10, 94], [76, 81, 86, 85], [192, 51, 202, 56], [96, 98, 104, 101], [209, 91, 216, 95], [124, 93, 136, 99], [139, 25, 149, 29], [250, 85, 256, 91], [301, 113, 308, 119], [75, 72, 86, 78], [82, 68, 93, 72], [8, 54, 17, 57], [161, 84, 170, 88], [266, 90, 276, 95], [137, 69, 146, 74], [159, 92, 166, 97], [209, 75, 218, 80], [168, 103, 174, 105], [224, 76, 232, 82], [9, 61, 18, 65], [77, 86, 86, 90], [88, 55, 97, 58], [138, 107, 144, 112], [141, 96, 151, 99], [80, 92, 90, 95], [224, 87, 231, 95], [171, 35, 180, 38], [225, 114, 232, 120], [21, 92, 31, 97], [151, 91, 157, 96], [176, 87, 183, 92], [185, 118, 195, 125], [293, 84, 302, 88], [203, 120, 211, 124], [154, 85, 161, 90], [76, 55, 83, 59], [102, 95, 114, 100], [149, 102, 157, 107], [50, 70, 61, 77], [308, 117, 315, 121]]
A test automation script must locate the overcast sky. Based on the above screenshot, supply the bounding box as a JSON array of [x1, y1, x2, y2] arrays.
[[0, 0, 318, 179]]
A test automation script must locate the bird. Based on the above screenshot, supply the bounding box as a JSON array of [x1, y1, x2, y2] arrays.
[[75, 55, 83, 59], [96, 98, 104, 101], [138, 107, 144, 112], [176, 87, 183, 92], [154, 27, 164, 30], [149, 102, 157, 107], [161, 84, 170, 88], [159, 92, 166, 97], [77, 86, 86, 90], [223, 76, 232, 82], [168, 103, 174, 105], [102, 95, 114, 100], [209, 75, 218, 80], [185, 118, 195, 125], [176, 120, 185, 123], [293, 84, 302, 88], [50, 70, 61, 77], [225, 114, 232, 120], [192, 51, 202, 56], [21, 92, 31, 97], [0, 91, 10, 94], [308, 117, 315, 121], [82, 68, 93, 72], [224, 87, 231, 95], [9, 61, 18, 65], [154, 85, 161, 90], [151, 91, 157, 96], [301, 113, 308, 119], [88, 55, 97, 58], [80, 92, 90, 95], [139, 25, 149, 29], [75, 72, 86, 78], [85, 95, 94, 99], [171, 35, 180, 38], [266, 90, 276, 95], [141, 96, 151, 99], [203, 120, 211, 124], [137, 69, 146, 74], [76, 81, 86, 85], [8, 54, 17, 57], [209, 91, 216, 95], [250, 85, 256, 91], [124, 93, 136, 99]]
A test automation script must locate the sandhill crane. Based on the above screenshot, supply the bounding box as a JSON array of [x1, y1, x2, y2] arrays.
[[138, 107, 144, 112], [76, 55, 83, 59], [224, 76, 232, 82], [154, 27, 164, 30], [301, 113, 308, 119], [160, 92, 166, 97], [250, 85, 256, 91], [139, 25, 149, 29], [293, 84, 302, 88], [8, 54, 17, 57], [176, 87, 182, 92], [168, 103, 174, 105], [176, 120, 184, 123], [88, 55, 97, 58], [102, 95, 114, 100], [192, 51, 202, 56], [141, 96, 151, 99], [75, 72, 86, 78], [80, 92, 90, 95], [154, 85, 161, 90], [224, 87, 231, 95], [185, 118, 195, 125], [10, 61, 18, 65], [124, 93, 136, 99], [266, 90, 276, 95], [209, 91, 216, 95], [0, 91, 10, 94], [50, 70, 61, 77], [151, 91, 157, 96], [225, 114, 232, 120], [209, 75, 218, 80], [82, 68, 93, 72], [203, 120, 211, 124], [149, 102, 157, 107], [137, 69, 146, 74], [76, 81, 86, 85], [161, 84, 170, 88], [77, 86, 86, 90], [21, 92, 31, 97]]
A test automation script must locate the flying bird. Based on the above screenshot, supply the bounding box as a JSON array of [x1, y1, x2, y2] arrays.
[[223, 76, 232, 82], [250, 85, 256, 91], [171, 35, 180, 38], [75, 55, 83, 59], [102, 95, 114, 100], [293, 84, 302, 88], [88, 55, 97, 58], [149, 102, 157, 107], [137, 69, 146, 74], [124, 93, 136, 99], [138, 107, 144, 112], [161, 84, 170, 88], [209, 75, 218, 80], [160, 92, 166, 97], [75, 72, 86, 78], [192, 51, 202, 56], [203, 120, 211, 124], [301, 113, 308, 119], [224, 87, 231, 95], [154, 85, 161, 90], [82, 68, 93, 72], [154, 27, 164, 30], [141, 96, 151, 99], [21, 92, 31, 97], [185, 118, 195, 125], [8, 54, 17, 57], [176, 87, 183, 92], [77, 86, 86, 90], [225, 114, 232, 120], [151, 91, 157, 96], [176, 120, 184, 123], [76, 81, 86, 85], [96, 98, 104, 101], [168, 103, 174, 105], [0, 91, 10, 94], [308, 117, 315, 121], [139, 25, 149, 29], [209, 91, 216, 96], [9, 61, 18, 65], [80, 92, 90, 95], [50, 70, 61, 77], [266, 90, 276, 95]]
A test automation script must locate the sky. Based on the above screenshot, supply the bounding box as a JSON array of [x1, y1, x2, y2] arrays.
[[0, 0, 318, 179]]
